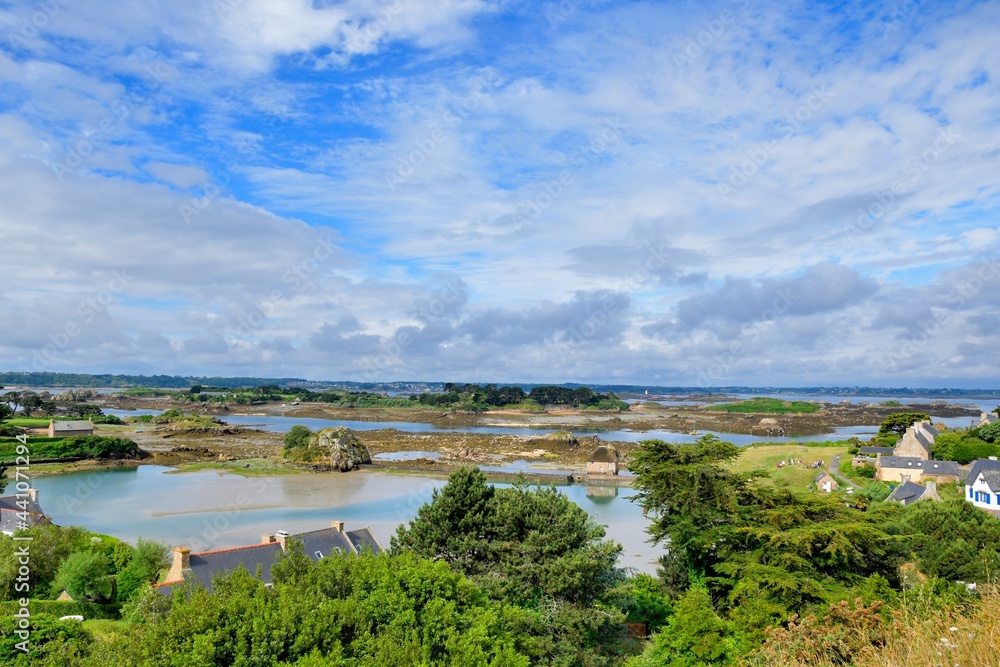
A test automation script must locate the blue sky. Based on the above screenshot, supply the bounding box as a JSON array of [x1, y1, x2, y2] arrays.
[[1, 0, 999, 386]]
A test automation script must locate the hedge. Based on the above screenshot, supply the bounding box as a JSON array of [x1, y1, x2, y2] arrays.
[[0, 600, 121, 619]]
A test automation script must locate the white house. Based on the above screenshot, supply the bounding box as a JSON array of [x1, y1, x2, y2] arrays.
[[965, 458, 1000, 518]]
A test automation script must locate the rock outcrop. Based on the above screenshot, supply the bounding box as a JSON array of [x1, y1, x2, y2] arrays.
[[312, 427, 373, 472]]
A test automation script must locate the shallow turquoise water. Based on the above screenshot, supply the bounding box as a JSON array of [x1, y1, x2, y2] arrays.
[[31, 465, 661, 574]]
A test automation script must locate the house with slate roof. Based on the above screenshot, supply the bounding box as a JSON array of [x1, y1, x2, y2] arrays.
[[892, 420, 938, 460], [48, 419, 94, 437], [886, 480, 941, 506], [980, 412, 998, 427], [157, 521, 381, 593], [814, 471, 838, 493], [965, 458, 1000, 518], [875, 455, 960, 483], [0, 488, 48, 536], [586, 446, 620, 475]]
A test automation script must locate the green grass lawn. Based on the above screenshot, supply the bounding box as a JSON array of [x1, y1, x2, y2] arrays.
[[731, 443, 849, 490], [169, 458, 299, 476], [4, 417, 56, 427], [706, 397, 822, 414]]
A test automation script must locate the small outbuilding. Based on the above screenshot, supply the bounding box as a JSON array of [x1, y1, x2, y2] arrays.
[[49, 420, 94, 438], [586, 446, 620, 476], [814, 471, 839, 493]]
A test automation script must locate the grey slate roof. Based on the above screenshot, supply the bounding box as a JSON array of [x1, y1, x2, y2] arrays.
[[980, 470, 1000, 494], [346, 527, 382, 554], [860, 446, 896, 455], [814, 472, 834, 483], [886, 481, 926, 505], [185, 543, 284, 590], [159, 525, 383, 594], [879, 457, 960, 476], [967, 459, 1000, 486], [0, 495, 46, 534], [51, 420, 93, 433], [914, 431, 934, 453]]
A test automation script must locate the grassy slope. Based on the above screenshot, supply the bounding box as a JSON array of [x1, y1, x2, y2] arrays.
[[731, 443, 849, 490]]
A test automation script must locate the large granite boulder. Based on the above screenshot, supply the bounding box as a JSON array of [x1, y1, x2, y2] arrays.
[[312, 427, 372, 472]]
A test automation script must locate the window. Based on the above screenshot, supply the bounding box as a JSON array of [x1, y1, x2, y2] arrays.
[[315, 550, 324, 559], [970, 487, 974, 498]]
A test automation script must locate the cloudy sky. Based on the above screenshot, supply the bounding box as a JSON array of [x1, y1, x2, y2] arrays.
[[1, 0, 998, 387]]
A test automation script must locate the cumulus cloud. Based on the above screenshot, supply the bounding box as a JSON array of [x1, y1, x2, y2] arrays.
[[1, 1, 999, 385]]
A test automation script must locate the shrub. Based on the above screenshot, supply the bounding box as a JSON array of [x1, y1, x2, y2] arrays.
[[283, 425, 313, 451]]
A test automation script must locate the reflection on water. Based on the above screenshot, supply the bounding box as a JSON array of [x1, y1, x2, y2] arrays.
[[32, 465, 661, 574], [586, 486, 618, 504]]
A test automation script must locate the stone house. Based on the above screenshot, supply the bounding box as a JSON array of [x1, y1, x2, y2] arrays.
[[981, 412, 998, 427], [814, 472, 838, 493], [0, 488, 48, 536], [886, 479, 941, 506], [875, 455, 960, 483], [892, 420, 938, 460], [48, 419, 94, 438], [158, 521, 381, 593], [586, 446, 620, 475]]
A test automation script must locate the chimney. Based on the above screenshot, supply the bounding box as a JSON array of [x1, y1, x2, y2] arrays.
[[990, 456, 999, 461], [275, 530, 289, 550], [331, 521, 345, 532], [900, 474, 910, 483], [167, 546, 191, 582], [926, 481, 936, 493], [261, 534, 275, 544], [25, 488, 38, 503]]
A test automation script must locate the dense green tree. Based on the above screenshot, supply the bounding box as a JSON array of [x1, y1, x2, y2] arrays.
[[877, 412, 930, 438], [978, 419, 1000, 443], [630, 436, 907, 618], [85, 553, 535, 666], [625, 583, 733, 667], [952, 438, 999, 464], [0, 524, 92, 600], [0, 613, 93, 667], [52, 551, 113, 602], [392, 467, 628, 665], [0, 403, 12, 421], [283, 424, 314, 451], [116, 538, 169, 602], [629, 435, 750, 573], [899, 500, 1000, 582]]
